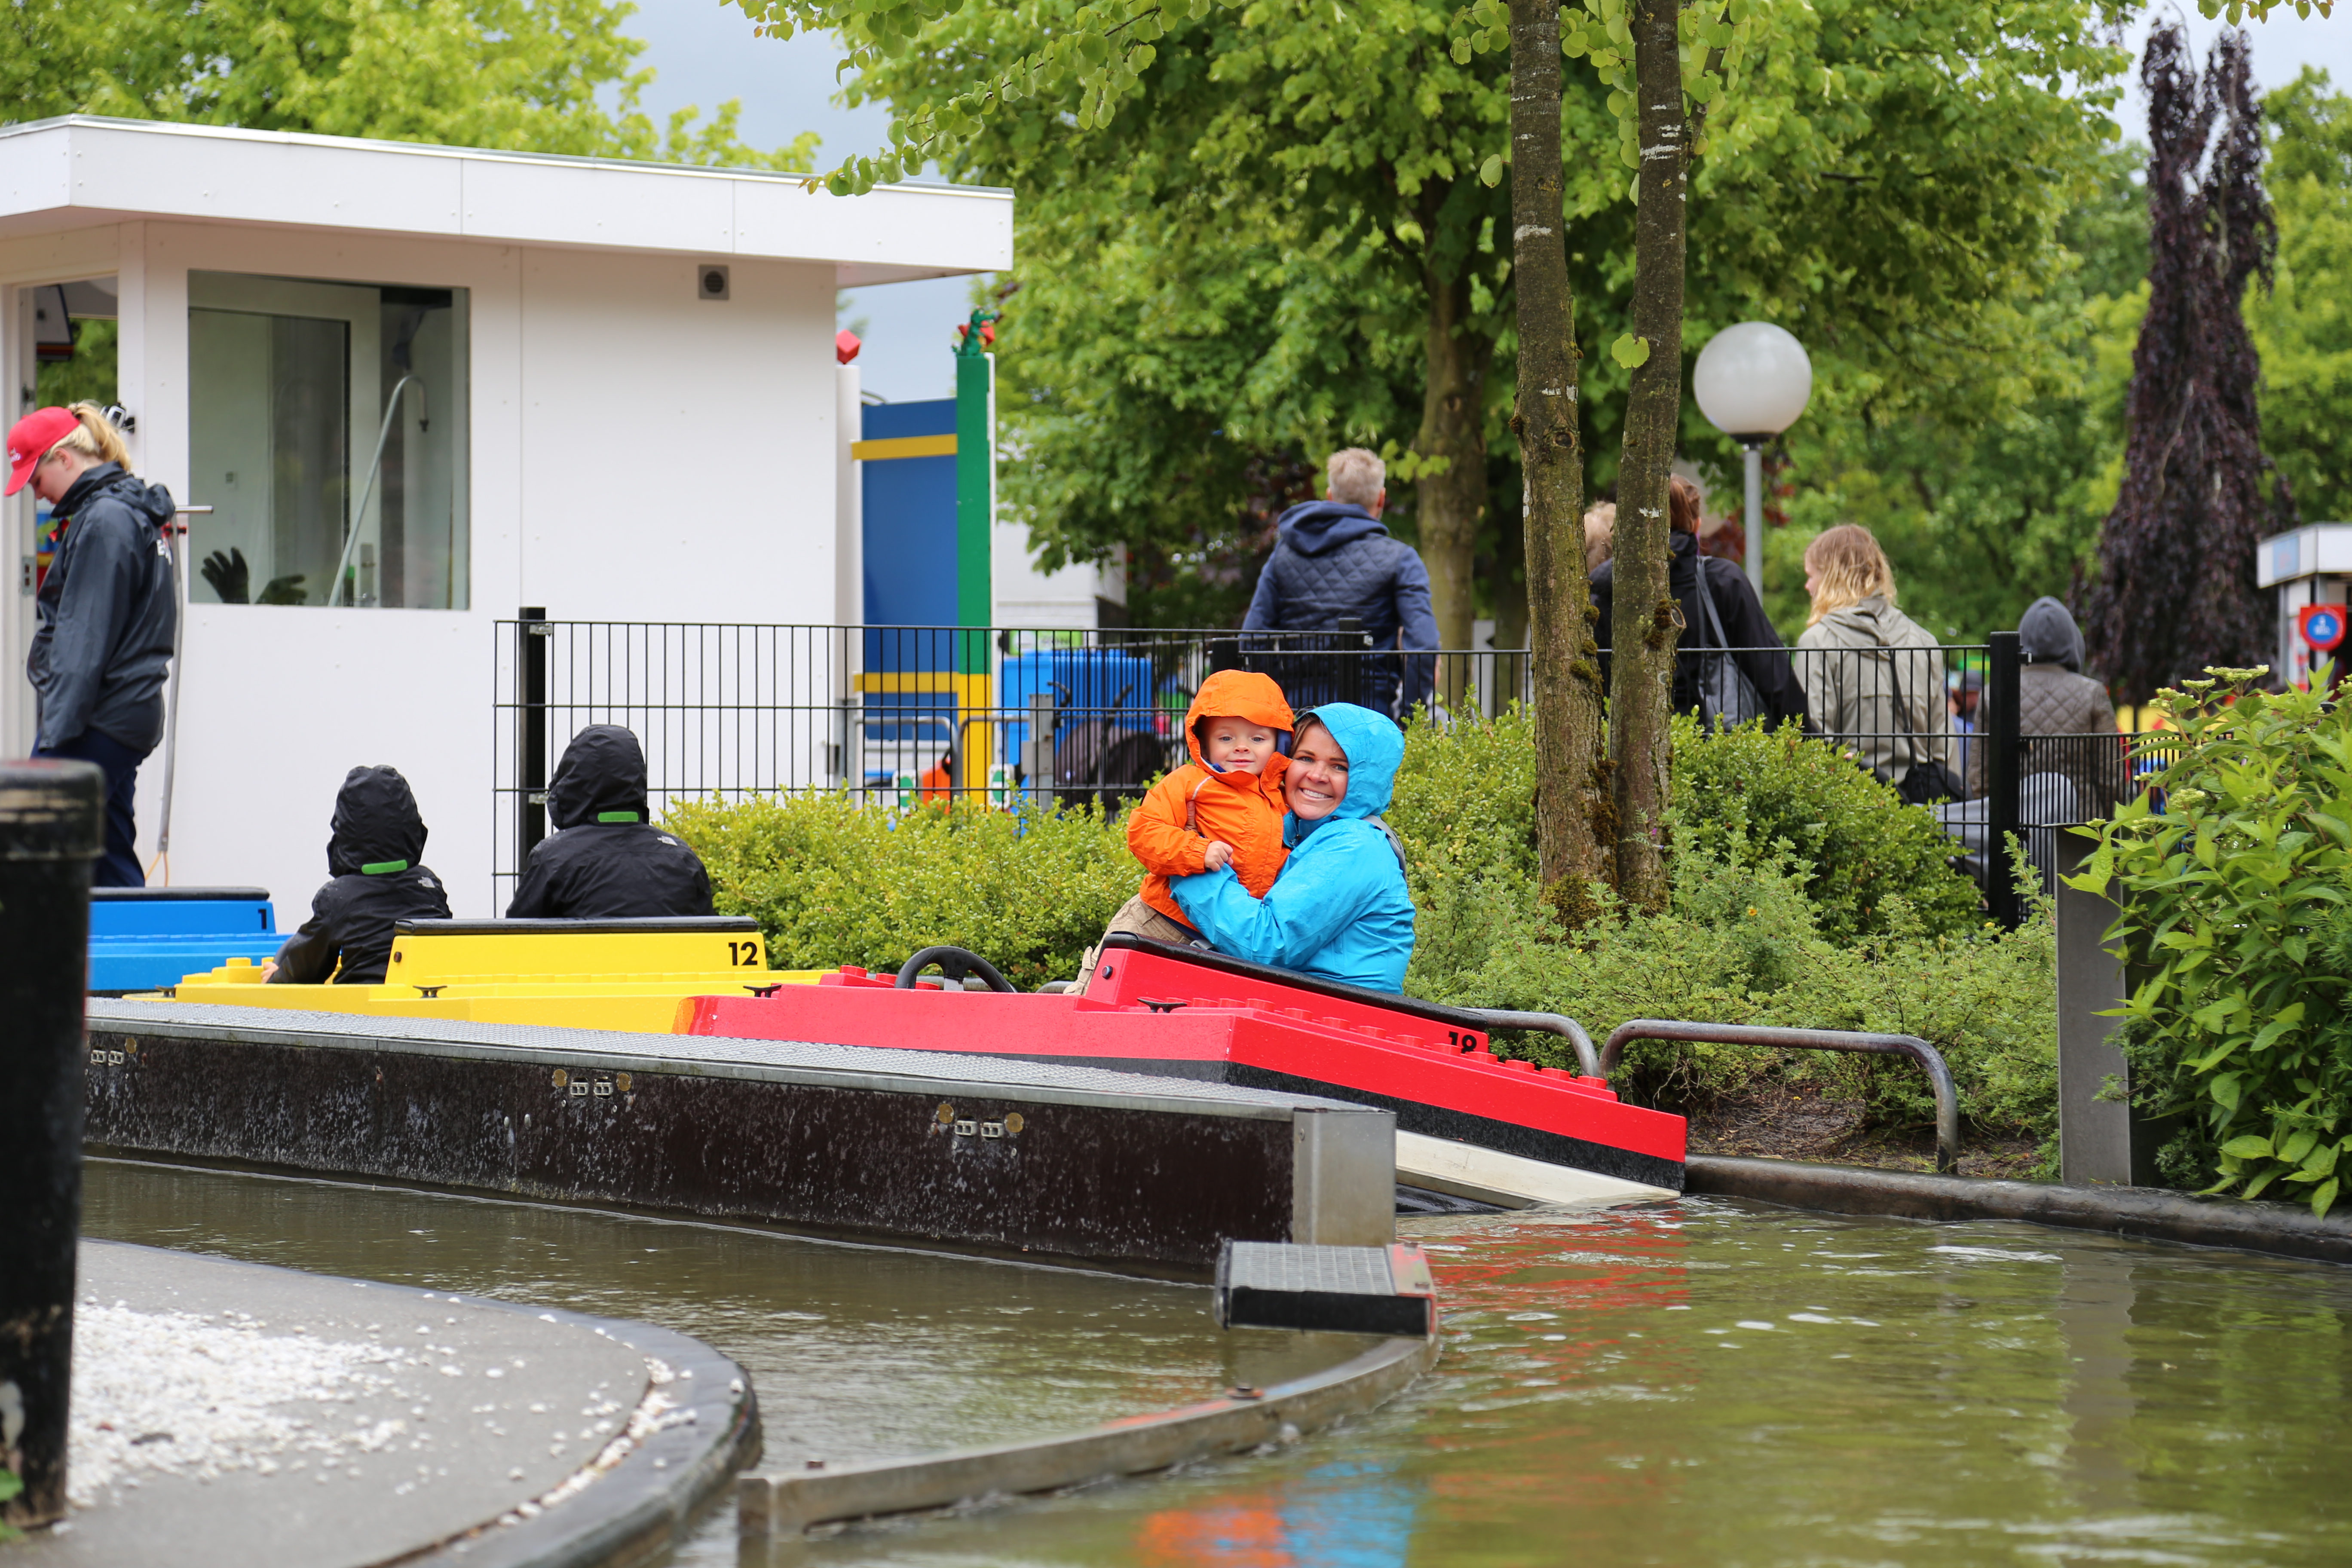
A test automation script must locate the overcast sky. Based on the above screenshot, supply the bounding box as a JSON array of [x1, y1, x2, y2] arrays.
[[617, 1, 2352, 401]]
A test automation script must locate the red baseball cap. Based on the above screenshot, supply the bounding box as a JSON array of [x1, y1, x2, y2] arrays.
[[6, 407, 80, 497]]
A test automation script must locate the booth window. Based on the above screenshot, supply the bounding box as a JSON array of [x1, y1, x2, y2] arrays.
[[187, 273, 469, 608]]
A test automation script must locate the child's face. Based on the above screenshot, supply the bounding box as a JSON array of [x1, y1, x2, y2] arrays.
[[1201, 717, 1277, 773]]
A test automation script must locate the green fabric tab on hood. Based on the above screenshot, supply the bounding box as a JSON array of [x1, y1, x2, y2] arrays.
[[596, 811, 641, 823], [360, 859, 410, 875]]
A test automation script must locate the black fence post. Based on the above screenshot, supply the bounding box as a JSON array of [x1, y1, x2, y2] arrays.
[[0, 759, 103, 1529], [1988, 630, 2023, 929], [517, 607, 549, 874]]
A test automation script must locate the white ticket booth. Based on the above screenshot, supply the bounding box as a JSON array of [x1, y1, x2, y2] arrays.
[[0, 115, 1010, 911], [2255, 523, 2352, 688]]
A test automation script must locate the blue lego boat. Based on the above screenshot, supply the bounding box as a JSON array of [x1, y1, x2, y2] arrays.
[[89, 886, 283, 994]]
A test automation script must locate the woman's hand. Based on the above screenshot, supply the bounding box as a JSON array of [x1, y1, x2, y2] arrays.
[[1202, 839, 1235, 872]]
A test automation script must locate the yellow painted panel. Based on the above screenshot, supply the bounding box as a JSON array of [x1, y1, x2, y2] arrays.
[[389, 928, 769, 981], [850, 434, 957, 460], [144, 968, 830, 1034]]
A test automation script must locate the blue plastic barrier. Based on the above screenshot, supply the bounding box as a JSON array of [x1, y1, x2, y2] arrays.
[[999, 649, 1165, 760], [89, 886, 283, 993]]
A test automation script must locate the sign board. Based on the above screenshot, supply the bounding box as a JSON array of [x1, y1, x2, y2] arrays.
[[2300, 603, 2347, 653]]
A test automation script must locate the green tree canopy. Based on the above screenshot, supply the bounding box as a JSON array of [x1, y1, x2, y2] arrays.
[[2252, 67, 2352, 523], [849, 0, 2126, 628], [0, 0, 818, 168]]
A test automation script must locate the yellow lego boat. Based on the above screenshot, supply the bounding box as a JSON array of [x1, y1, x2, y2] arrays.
[[150, 917, 824, 1033]]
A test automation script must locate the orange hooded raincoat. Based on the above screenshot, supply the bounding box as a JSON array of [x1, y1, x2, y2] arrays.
[[1127, 669, 1295, 928]]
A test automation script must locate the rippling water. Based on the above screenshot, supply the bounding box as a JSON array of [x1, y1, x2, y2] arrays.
[[83, 1161, 2352, 1566]]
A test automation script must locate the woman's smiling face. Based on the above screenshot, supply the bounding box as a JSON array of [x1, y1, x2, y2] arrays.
[[1285, 724, 1351, 821]]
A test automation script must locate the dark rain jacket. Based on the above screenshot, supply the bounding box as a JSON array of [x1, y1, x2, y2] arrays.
[[1968, 596, 2124, 814], [272, 766, 452, 986], [1591, 532, 1813, 731], [1242, 501, 1439, 719], [505, 726, 714, 920], [29, 462, 178, 751]]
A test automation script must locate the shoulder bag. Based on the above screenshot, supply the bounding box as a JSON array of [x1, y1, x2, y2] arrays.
[[1693, 559, 1767, 732], [1880, 646, 1966, 805]]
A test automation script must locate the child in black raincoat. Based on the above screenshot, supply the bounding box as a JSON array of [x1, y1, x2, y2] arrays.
[[270, 766, 452, 985], [505, 725, 713, 920]]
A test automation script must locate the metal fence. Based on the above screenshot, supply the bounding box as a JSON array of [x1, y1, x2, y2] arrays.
[[490, 615, 1537, 909], [491, 616, 2168, 921]]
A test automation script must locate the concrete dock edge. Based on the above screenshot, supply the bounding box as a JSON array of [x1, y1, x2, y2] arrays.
[[1687, 1155, 2352, 1267], [735, 1332, 1436, 1550]]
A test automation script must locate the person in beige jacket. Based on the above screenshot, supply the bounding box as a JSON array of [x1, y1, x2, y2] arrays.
[[1795, 525, 1956, 799]]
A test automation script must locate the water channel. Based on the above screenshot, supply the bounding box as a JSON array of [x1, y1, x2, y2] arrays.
[[83, 1158, 2352, 1566]]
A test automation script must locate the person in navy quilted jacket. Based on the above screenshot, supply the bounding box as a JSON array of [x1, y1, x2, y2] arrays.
[[1242, 449, 1439, 720]]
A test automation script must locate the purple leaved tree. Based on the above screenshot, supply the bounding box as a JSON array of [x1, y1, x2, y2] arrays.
[[2079, 24, 2295, 703]]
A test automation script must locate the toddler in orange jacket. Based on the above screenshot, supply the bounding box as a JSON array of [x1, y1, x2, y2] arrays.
[[1075, 669, 1294, 988]]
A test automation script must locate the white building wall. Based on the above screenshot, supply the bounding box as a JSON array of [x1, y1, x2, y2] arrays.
[[2, 219, 841, 918], [131, 221, 528, 917], [992, 523, 1126, 631], [514, 248, 836, 624]]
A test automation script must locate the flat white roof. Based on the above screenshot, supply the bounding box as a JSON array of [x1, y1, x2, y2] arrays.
[[0, 116, 1010, 285], [2257, 524, 2352, 588]]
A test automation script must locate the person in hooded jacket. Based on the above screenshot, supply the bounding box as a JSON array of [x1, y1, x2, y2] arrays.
[[507, 725, 714, 919], [1589, 475, 1810, 730], [270, 766, 452, 985], [1171, 702, 1415, 992], [9, 403, 177, 886], [1242, 448, 1438, 720], [1967, 596, 2124, 815]]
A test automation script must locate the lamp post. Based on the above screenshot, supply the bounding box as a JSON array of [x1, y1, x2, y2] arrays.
[[1693, 322, 1813, 594]]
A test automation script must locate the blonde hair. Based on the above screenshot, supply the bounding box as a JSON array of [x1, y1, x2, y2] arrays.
[[1802, 524, 1897, 625], [1325, 447, 1385, 508], [49, 403, 131, 470], [1583, 501, 1616, 574]]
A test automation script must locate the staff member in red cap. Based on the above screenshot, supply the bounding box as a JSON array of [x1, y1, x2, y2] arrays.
[[8, 402, 178, 885]]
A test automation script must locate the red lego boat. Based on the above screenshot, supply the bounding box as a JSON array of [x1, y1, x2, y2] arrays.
[[679, 934, 1686, 1208]]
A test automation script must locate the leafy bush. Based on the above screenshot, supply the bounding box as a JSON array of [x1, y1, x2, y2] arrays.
[[2071, 669, 2352, 1215], [1390, 704, 1984, 945], [665, 793, 1135, 990], [1670, 714, 1984, 942], [1405, 822, 2057, 1147]]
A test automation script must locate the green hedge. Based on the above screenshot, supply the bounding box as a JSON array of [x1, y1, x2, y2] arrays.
[[2072, 669, 2352, 1215], [669, 704, 2053, 1150], [666, 792, 1133, 992]]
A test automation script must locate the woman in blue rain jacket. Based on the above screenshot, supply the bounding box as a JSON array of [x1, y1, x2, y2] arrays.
[[1170, 701, 1415, 992]]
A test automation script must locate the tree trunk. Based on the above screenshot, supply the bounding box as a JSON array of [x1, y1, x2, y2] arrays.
[[1414, 260, 1492, 712], [1508, 0, 1612, 921], [1606, 0, 1691, 913]]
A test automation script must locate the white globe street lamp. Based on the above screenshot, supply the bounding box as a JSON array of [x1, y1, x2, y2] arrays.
[[1693, 322, 1813, 594]]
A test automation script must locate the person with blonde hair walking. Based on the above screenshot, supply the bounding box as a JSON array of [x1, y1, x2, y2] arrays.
[[1795, 524, 1961, 803], [8, 402, 177, 884]]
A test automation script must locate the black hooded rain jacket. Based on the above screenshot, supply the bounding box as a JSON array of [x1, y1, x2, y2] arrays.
[[505, 726, 714, 920], [272, 766, 452, 985], [30, 462, 178, 751], [1590, 531, 1813, 731]]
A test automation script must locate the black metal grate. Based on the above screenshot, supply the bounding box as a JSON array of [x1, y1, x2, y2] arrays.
[[489, 619, 2168, 922]]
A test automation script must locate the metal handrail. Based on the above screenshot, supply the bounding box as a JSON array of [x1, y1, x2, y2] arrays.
[[1599, 1020, 1961, 1174], [1462, 1010, 1602, 1078]]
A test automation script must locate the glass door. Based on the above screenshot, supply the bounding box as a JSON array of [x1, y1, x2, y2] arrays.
[[187, 274, 380, 606]]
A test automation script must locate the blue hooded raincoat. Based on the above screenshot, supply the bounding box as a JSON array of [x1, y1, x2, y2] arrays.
[[1171, 702, 1416, 991]]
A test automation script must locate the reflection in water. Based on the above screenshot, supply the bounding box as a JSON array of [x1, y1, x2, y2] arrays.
[[81, 1161, 2352, 1567], [1135, 1462, 1415, 1568]]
